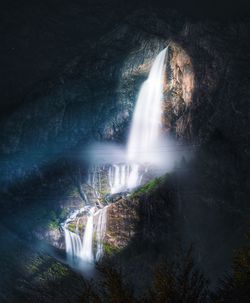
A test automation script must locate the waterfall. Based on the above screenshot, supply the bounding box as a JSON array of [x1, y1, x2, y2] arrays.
[[63, 209, 84, 265], [64, 207, 96, 267], [127, 163, 140, 189], [95, 206, 108, 261], [64, 205, 108, 267], [127, 47, 167, 163], [81, 207, 95, 263], [108, 163, 141, 192], [107, 48, 168, 193], [63, 47, 168, 270], [64, 228, 83, 264], [109, 163, 129, 194]]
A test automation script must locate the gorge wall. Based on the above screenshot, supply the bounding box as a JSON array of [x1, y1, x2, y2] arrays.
[[1, 6, 250, 300], [2, 10, 250, 183]]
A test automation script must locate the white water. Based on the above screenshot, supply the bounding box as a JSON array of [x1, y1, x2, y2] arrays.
[[64, 200, 108, 267], [127, 47, 167, 164], [108, 163, 129, 193], [63, 209, 84, 265], [108, 163, 145, 193], [108, 47, 168, 193], [64, 228, 83, 264], [81, 207, 95, 263], [64, 206, 95, 267]]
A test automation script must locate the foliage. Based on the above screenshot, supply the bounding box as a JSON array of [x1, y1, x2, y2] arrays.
[[80, 247, 209, 303], [48, 207, 70, 230], [133, 177, 162, 197], [67, 222, 77, 233], [80, 264, 135, 303], [103, 242, 120, 256], [213, 224, 250, 303], [142, 246, 209, 303]]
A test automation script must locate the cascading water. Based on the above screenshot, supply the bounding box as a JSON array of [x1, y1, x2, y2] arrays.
[[63, 206, 96, 267], [108, 47, 168, 193], [64, 228, 83, 264], [127, 47, 167, 163], [63, 209, 85, 265], [64, 47, 168, 271], [108, 163, 129, 194], [81, 207, 95, 263]]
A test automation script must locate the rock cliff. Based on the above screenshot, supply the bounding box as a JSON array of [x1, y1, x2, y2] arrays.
[[1, 6, 250, 297]]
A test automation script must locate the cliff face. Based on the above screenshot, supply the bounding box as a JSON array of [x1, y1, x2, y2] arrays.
[[1, 7, 250, 295], [2, 10, 250, 188]]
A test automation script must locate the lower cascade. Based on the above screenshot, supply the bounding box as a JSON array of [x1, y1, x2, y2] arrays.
[[63, 205, 108, 268], [108, 163, 143, 193], [63, 47, 169, 271], [81, 207, 95, 263]]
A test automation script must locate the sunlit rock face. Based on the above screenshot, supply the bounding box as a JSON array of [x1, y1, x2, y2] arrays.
[[105, 198, 138, 249], [162, 42, 195, 138], [115, 39, 196, 142]]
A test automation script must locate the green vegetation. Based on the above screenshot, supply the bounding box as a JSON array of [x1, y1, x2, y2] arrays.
[[103, 242, 120, 256], [28, 256, 45, 274], [67, 223, 76, 233], [47, 207, 71, 230], [66, 222, 84, 233], [133, 175, 165, 197]]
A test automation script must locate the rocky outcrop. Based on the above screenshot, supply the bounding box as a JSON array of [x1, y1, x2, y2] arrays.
[[103, 176, 177, 253], [105, 198, 139, 249], [162, 42, 195, 137], [34, 227, 65, 250]]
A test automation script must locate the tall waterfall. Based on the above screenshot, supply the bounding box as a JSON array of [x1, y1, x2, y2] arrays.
[[64, 47, 168, 270], [108, 47, 168, 193], [127, 47, 167, 163]]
